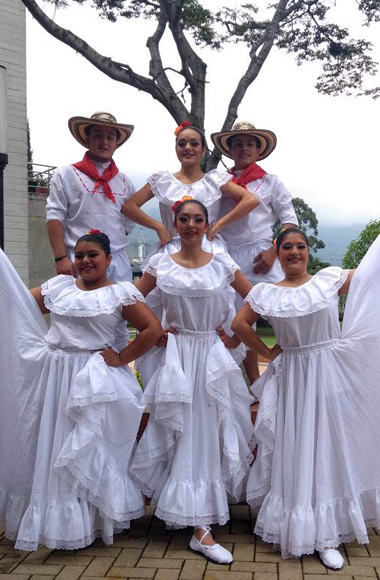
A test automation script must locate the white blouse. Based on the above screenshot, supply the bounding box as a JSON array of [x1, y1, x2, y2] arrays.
[[42, 275, 144, 351], [220, 173, 298, 247], [148, 169, 232, 235]]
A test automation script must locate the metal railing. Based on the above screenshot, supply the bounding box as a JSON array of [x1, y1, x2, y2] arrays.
[[28, 162, 57, 194]]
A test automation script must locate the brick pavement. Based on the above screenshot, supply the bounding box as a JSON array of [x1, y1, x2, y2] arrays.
[[2, 505, 380, 580]]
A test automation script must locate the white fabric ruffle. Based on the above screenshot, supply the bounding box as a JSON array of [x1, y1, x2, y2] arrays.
[[0, 252, 146, 551], [42, 276, 144, 317], [148, 169, 232, 207], [245, 266, 348, 318], [131, 331, 254, 527], [143, 252, 239, 297], [246, 235, 380, 558]]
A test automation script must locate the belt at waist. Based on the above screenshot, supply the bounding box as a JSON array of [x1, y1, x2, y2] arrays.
[[48, 344, 103, 354], [281, 339, 339, 354], [175, 328, 218, 339]]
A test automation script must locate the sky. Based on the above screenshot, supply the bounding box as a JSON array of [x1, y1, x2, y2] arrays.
[[26, 0, 380, 227]]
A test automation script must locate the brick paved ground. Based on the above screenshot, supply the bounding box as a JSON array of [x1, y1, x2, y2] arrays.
[[2, 505, 380, 580]]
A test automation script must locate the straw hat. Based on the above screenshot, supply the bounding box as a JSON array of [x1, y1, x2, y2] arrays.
[[68, 112, 134, 148], [211, 121, 277, 161]]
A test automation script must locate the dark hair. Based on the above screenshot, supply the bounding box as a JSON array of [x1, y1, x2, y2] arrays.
[[174, 199, 209, 224], [226, 134, 262, 150], [176, 125, 207, 149], [85, 125, 121, 141], [75, 231, 111, 256], [276, 227, 309, 254]]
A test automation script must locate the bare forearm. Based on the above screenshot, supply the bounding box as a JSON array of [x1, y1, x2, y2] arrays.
[[118, 325, 162, 366], [122, 201, 163, 233], [232, 320, 272, 359], [47, 220, 66, 258]]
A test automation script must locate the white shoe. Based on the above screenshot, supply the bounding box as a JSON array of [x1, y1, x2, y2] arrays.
[[189, 526, 233, 564], [319, 548, 344, 570]]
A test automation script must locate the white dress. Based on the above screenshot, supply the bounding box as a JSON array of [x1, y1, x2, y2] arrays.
[[245, 235, 380, 558], [131, 252, 254, 526], [139, 169, 243, 373], [0, 250, 146, 551]]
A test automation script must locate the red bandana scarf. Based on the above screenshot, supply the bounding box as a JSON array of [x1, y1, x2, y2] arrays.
[[72, 152, 119, 203], [231, 161, 266, 187]]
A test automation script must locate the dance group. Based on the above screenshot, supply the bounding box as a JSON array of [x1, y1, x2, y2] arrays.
[[1, 112, 380, 571]]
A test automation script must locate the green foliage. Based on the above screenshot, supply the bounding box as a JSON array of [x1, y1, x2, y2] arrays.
[[134, 369, 144, 390], [274, 197, 325, 254], [342, 219, 380, 268], [43, 0, 379, 98]]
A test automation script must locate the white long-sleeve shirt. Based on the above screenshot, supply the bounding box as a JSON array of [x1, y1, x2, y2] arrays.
[[46, 161, 135, 253], [220, 173, 298, 248]]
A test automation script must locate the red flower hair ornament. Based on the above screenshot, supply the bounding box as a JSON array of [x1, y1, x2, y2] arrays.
[[174, 121, 192, 136], [87, 228, 102, 235], [171, 195, 194, 213]]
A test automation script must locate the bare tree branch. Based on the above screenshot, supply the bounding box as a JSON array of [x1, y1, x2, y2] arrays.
[[207, 0, 291, 169], [162, 0, 207, 127], [146, 4, 189, 122], [20, 0, 189, 121]]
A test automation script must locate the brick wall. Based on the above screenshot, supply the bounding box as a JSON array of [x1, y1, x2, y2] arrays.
[[0, 0, 28, 283]]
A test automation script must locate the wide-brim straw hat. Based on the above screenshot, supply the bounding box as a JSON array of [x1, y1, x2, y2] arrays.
[[211, 121, 277, 161], [68, 112, 134, 148]]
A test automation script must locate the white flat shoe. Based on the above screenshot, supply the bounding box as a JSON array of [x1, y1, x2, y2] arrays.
[[319, 548, 344, 570], [189, 526, 233, 564]]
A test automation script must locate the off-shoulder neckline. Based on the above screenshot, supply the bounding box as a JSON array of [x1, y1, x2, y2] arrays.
[[74, 280, 117, 293], [168, 254, 215, 271]]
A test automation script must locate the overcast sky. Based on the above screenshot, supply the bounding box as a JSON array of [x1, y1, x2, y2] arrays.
[[26, 0, 380, 226]]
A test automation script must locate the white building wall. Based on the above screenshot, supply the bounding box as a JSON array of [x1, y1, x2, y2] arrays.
[[0, 0, 28, 283]]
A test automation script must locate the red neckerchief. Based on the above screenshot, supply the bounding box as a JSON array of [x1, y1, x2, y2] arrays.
[[72, 152, 118, 203], [231, 161, 266, 187]]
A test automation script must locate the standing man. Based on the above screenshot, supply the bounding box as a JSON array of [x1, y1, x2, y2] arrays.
[[46, 111, 136, 282], [211, 121, 298, 383]]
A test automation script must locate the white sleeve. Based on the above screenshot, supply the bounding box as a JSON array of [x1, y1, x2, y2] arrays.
[[122, 175, 136, 235], [46, 169, 69, 224], [270, 177, 298, 226]]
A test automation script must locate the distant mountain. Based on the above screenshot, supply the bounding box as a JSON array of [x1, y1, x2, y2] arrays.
[[316, 224, 365, 265]]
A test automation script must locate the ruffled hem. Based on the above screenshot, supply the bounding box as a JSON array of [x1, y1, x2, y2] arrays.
[[253, 489, 380, 559], [131, 332, 254, 511], [143, 252, 239, 297], [9, 501, 134, 551], [54, 353, 145, 522], [148, 169, 231, 207], [42, 277, 144, 317], [246, 356, 282, 509], [245, 267, 348, 318]]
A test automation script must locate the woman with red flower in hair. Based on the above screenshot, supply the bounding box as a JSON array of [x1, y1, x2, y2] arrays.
[[0, 230, 162, 551], [122, 122, 258, 255]]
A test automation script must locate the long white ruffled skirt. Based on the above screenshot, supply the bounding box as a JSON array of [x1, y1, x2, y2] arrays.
[[2, 349, 146, 551], [247, 235, 380, 558], [131, 331, 254, 526], [0, 250, 146, 551]]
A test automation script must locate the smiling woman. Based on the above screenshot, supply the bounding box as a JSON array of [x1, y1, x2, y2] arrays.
[[231, 228, 380, 568], [121, 123, 259, 254], [0, 231, 163, 551], [129, 200, 254, 565]]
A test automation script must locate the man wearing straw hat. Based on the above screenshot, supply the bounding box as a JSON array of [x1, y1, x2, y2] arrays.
[[46, 112, 136, 281], [211, 121, 298, 383]]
